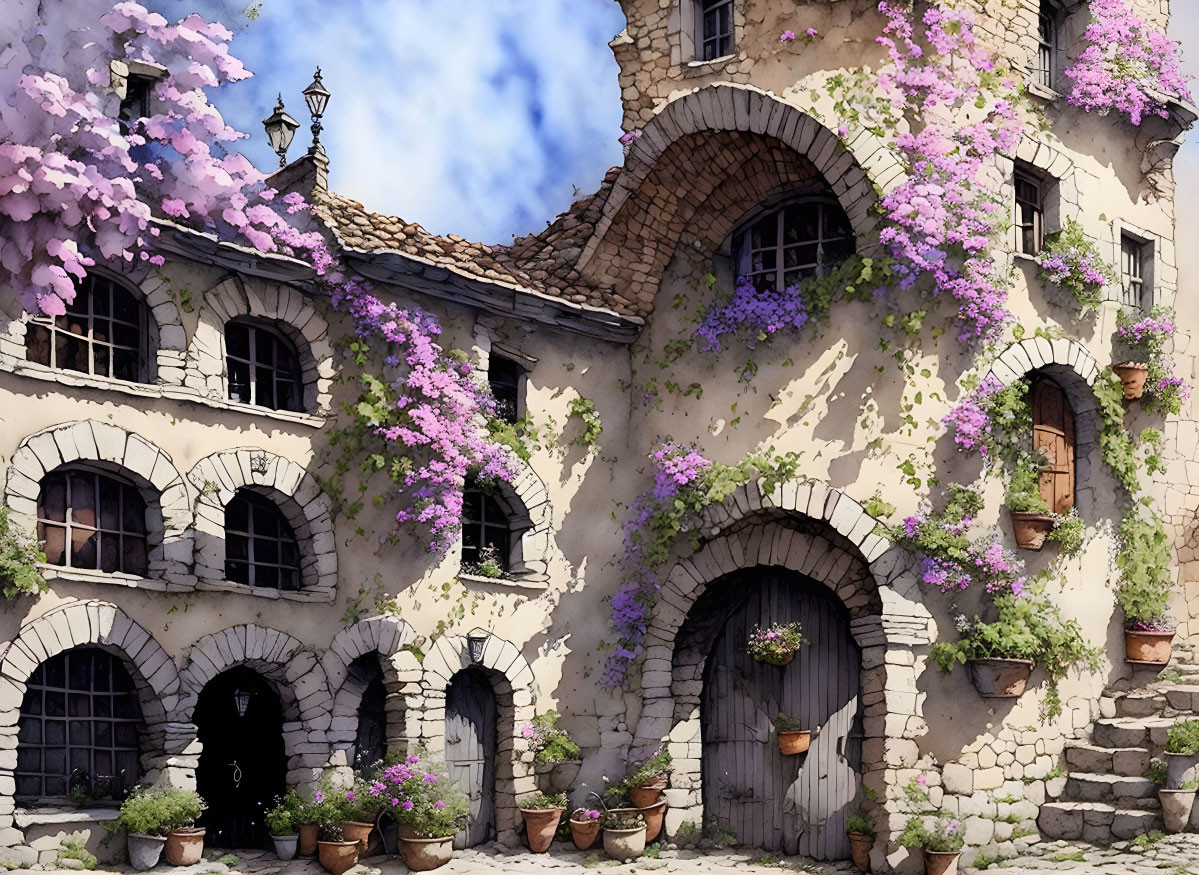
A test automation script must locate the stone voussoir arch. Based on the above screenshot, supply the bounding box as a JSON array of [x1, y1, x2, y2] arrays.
[[482, 459, 553, 582], [183, 274, 334, 412], [187, 447, 336, 599], [3, 420, 193, 580]]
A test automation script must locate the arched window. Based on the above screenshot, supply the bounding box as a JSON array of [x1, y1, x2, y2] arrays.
[[225, 319, 302, 412], [37, 468, 148, 575], [16, 647, 142, 800], [25, 272, 148, 382], [461, 480, 511, 574], [1032, 376, 1075, 513], [225, 490, 301, 590], [488, 354, 523, 424], [735, 200, 853, 290]]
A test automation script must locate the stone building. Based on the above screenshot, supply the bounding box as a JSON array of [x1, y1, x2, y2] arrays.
[[1, 0, 1197, 872]]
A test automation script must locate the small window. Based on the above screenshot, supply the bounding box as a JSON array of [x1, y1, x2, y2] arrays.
[[16, 648, 142, 800], [735, 200, 854, 290], [224, 490, 301, 590], [1032, 377, 1075, 514], [1120, 233, 1152, 308], [461, 480, 510, 573], [488, 355, 523, 424], [118, 74, 155, 135], [225, 320, 302, 412], [1035, 1, 1059, 90], [37, 469, 148, 576], [25, 272, 147, 382], [697, 0, 733, 61], [1014, 169, 1044, 256]]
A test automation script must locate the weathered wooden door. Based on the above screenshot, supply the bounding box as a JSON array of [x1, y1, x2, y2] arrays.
[[445, 668, 496, 849], [701, 570, 861, 858], [1033, 378, 1075, 513]]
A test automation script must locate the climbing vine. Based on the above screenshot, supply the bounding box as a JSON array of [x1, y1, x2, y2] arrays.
[[0, 508, 48, 602]]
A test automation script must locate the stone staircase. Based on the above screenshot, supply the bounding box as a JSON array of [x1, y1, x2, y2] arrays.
[[1038, 641, 1199, 842]]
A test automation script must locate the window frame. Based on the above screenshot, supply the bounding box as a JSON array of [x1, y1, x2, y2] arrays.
[[1119, 231, 1153, 309], [224, 318, 304, 413], [696, 0, 734, 62], [1035, 1, 1060, 91], [461, 480, 512, 573], [1013, 168, 1045, 256], [487, 354, 524, 425], [224, 489, 303, 591], [732, 198, 855, 291], [37, 467, 149, 577]]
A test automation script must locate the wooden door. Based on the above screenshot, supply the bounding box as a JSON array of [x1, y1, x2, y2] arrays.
[[1033, 378, 1075, 513], [701, 570, 861, 858], [445, 668, 496, 849]]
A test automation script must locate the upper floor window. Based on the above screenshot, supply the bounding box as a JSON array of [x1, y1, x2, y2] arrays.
[[225, 489, 301, 590], [1013, 168, 1044, 256], [1120, 232, 1152, 308], [735, 200, 853, 290], [118, 74, 155, 135], [698, 0, 733, 61], [1035, 1, 1061, 90], [38, 468, 148, 576], [225, 319, 302, 412], [16, 648, 142, 800], [461, 479, 511, 574], [488, 355, 523, 424], [25, 272, 147, 383], [1032, 376, 1075, 514]]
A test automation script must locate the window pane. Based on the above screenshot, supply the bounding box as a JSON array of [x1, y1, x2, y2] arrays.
[[228, 359, 252, 404], [40, 473, 67, 523], [227, 533, 249, 561], [57, 333, 87, 374], [113, 348, 139, 382], [226, 496, 249, 532], [256, 369, 276, 409], [122, 487, 145, 534], [25, 324, 51, 367], [226, 323, 249, 359], [99, 483, 121, 530], [255, 565, 279, 589], [122, 536, 147, 576], [69, 472, 96, 526], [226, 559, 249, 584], [252, 502, 279, 537], [71, 529, 98, 569], [112, 289, 139, 324]]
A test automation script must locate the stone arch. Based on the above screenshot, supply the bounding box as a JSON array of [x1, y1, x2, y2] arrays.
[[323, 616, 421, 769], [0, 600, 184, 826], [464, 462, 553, 583], [577, 84, 903, 313], [187, 448, 336, 599], [630, 479, 933, 861], [3, 421, 193, 582], [183, 275, 334, 413], [1007, 135, 1081, 235], [414, 632, 536, 844], [178, 625, 332, 788]]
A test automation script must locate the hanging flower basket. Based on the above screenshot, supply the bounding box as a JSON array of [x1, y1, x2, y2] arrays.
[[1113, 362, 1150, 399], [746, 621, 806, 666], [967, 658, 1035, 698], [1010, 511, 1055, 551]]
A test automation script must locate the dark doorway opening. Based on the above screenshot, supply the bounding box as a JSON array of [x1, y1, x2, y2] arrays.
[[445, 667, 496, 849], [351, 656, 386, 770], [195, 667, 286, 848]]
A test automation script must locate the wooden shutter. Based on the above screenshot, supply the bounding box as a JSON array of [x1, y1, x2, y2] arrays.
[[1032, 378, 1075, 513]]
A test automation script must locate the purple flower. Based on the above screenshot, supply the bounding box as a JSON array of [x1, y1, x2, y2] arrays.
[[402, 800, 414, 811], [780, 30, 796, 42], [314, 791, 324, 804], [805, 27, 818, 37], [344, 791, 355, 802], [434, 801, 446, 810]]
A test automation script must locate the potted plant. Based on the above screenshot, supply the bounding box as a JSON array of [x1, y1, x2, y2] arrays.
[[568, 807, 602, 851], [746, 621, 807, 667], [1037, 218, 1115, 313], [524, 711, 583, 794], [846, 811, 874, 873], [117, 788, 175, 871], [897, 778, 964, 875], [1165, 720, 1199, 791], [266, 791, 302, 860], [1115, 509, 1176, 664], [638, 796, 667, 843], [1115, 307, 1186, 408], [517, 792, 566, 853], [158, 789, 206, 866], [930, 584, 1100, 720], [602, 809, 646, 862], [295, 793, 320, 857], [340, 782, 382, 857], [316, 820, 358, 875], [1159, 778, 1198, 833], [382, 753, 468, 872], [624, 746, 671, 809], [774, 713, 811, 755], [1005, 459, 1055, 550]]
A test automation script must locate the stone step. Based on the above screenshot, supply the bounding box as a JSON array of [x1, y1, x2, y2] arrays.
[[1108, 690, 1167, 718], [1091, 717, 1174, 750], [1064, 772, 1158, 804], [1037, 802, 1162, 842], [1064, 743, 1151, 777], [1161, 684, 1199, 712]]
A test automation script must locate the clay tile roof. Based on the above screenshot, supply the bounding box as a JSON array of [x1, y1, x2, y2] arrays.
[[310, 167, 640, 320]]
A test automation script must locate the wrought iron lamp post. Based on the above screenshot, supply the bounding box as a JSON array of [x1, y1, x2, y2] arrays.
[[302, 67, 331, 154], [262, 93, 299, 167]]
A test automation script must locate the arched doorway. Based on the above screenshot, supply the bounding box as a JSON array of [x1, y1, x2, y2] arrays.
[[195, 667, 286, 848], [698, 568, 861, 858], [445, 668, 496, 849], [351, 656, 386, 770]]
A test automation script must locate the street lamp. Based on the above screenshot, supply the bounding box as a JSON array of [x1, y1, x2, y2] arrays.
[[233, 688, 252, 718], [262, 93, 299, 167], [467, 634, 488, 665], [302, 67, 331, 154]]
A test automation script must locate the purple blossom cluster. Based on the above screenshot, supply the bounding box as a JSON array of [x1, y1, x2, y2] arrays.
[[1039, 253, 1107, 290], [1116, 311, 1175, 353], [695, 276, 808, 352], [895, 504, 1027, 596], [942, 374, 1004, 457], [1064, 0, 1192, 126]]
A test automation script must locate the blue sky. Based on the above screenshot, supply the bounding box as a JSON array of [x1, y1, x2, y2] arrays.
[[148, 0, 628, 243]]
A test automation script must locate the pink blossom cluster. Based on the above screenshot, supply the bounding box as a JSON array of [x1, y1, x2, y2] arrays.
[[942, 374, 1004, 457], [333, 283, 519, 555], [1116, 311, 1175, 353], [1039, 253, 1108, 291], [1064, 0, 1192, 126], [695, 275, 809, 352]]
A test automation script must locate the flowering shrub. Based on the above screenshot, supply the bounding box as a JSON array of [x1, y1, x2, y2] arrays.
[[1114, 507, 1174, 631], [364, 753, 469, 838], [1065, 0, 1192, 126], [1116, 306, 1190, 415], [695, 276, 808, 352], [745, 622, 807, 665], [522, 711, 582, 764], [942, 375, 1026, 459], [779, 28, 818, 45], [1037, 219, 1116, 310]]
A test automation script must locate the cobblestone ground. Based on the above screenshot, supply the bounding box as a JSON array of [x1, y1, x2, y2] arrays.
[[34, 836, 1199, 875]]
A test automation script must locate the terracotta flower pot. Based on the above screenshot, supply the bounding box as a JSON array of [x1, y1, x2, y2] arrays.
[[848, 832, 872, 872], [1125, 629, 1175, 665], [638, 799, 667, 842], [1113, 362, 1150, 400], [163, 827, 205, 866], [340, 821, 376, 856], [1159, 788, 1197, 832], [298, 824, 318, 856], [519, 807, 564, 853], [1165, 751, 1199, 790], [923, 849, 960, 875], [628, 784, 663, 809], [534, 759, 582, 794], [778, 730, 811, 755], [967, 658, 1035, 697], [603, 825, 646, 861], [569, 818, 601, 851], [1010, 511, 1055, 550], [317, 840, 359, 875], [398, 836, 453, 872]]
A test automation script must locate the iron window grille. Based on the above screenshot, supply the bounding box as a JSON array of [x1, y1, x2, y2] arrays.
[[487, 355, 522, 424], [25, 272, 147, 383], [1120, 233, 1149, 308], [1014, 171, 1044, 256], [461, 481, 511, 571], [1035, 2, 1058, 90], [16, 648, 141, 800], [698, 0, 734, 61], [735, 200, 854, 291], [224, 490, 302, 590], [37, 469, 148, 576], [225, 320, 303, 412]]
